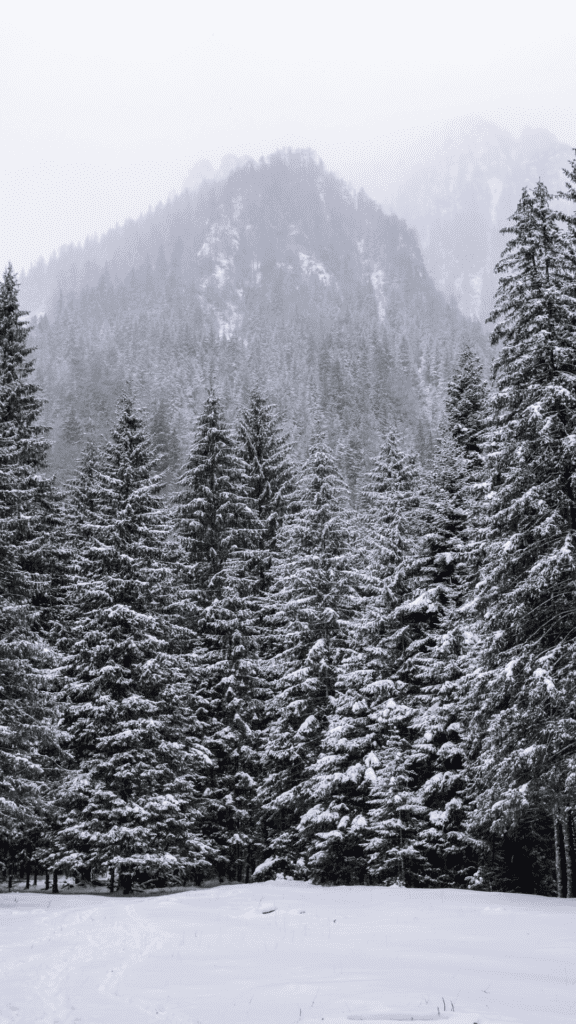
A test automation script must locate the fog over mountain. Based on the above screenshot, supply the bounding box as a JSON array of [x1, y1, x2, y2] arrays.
[[19, 119, 576, 487], [378, 119, 573, 322], [20, 149, 483, 485]]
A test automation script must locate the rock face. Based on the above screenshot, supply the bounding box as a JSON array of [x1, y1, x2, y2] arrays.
[[388, 120, 573, 323], [20, 150, 483, 481]]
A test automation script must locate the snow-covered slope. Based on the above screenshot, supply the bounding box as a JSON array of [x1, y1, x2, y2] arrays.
[[1, 881, 575, 1024], [17, 151, 483, 479]]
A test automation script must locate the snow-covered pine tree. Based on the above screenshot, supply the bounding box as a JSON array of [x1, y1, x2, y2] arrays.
[[0, 266, 64, 637], [54, 397, 213, 891], [150, 400, 181, 488], [256, 434, 362, 880], [174, 391, 258, 613], [445, 346, 489, 474], [469, 181, 576, 897], [173, 391, 263, 880], [192, 551, 266, 882], [344, 433, 431, 886], [236, 390, 296, 593], [292, 433, 419, 884], [309, 426, 474, 889], [558, 148, 576, 270], [65, 438, 102, 534], [0, 265, 57, 883], [368, 349, 491, 890], [392, 432, 477, 887]]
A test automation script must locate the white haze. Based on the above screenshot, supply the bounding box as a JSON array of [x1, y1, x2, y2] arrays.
[[1, 0, 576, 274]]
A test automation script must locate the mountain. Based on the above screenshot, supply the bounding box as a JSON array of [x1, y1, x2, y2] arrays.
[[181, 154, 252, 193], [20, 150, 484, 485], [381, 120, 573, 322]]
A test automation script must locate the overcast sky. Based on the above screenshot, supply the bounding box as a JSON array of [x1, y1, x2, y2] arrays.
[[2, 0, 575, 275]]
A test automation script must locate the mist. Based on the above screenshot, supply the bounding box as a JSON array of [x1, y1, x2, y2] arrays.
[[2, 0, 575, 273]]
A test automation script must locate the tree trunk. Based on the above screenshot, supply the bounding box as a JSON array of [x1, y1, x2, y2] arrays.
[[554, 809, 566, 898], [45, 869, 50, 890], [109, 868, 115, 893], [25, 862, 30, 890], [7, 864, 12, 892], [120, 871, 132, 895], [563, 809, 575, 898], [33, 864, 38, 887], [52, 870, 59, 894]]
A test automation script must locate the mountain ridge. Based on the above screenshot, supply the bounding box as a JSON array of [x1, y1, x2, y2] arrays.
[[20, 150, 484, 485]]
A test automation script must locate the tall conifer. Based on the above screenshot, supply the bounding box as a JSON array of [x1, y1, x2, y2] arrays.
[[0, 265, 56, 879], [55, 398, 212, 890], [296, 434, 419, 884], [174, 392, 262, 879], [236, 390, 295, 592], [256, 435, 362, 879], [174, 391, 258, 610], [469, 182, 576, 896]]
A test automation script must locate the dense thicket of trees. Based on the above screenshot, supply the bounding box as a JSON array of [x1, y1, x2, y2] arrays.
[[2, 159, 576, 897]]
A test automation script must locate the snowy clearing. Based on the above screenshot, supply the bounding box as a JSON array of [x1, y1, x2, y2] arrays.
[[1, 881, 575, 1024]]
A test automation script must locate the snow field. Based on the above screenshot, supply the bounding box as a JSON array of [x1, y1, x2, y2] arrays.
[[1, 881, 575, 1024]]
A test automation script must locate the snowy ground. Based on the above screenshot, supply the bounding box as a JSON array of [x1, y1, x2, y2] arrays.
[[1, 881, 575, 1024]]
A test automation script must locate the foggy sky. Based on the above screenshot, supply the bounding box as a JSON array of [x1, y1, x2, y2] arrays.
[[2, 0, 575, 275]]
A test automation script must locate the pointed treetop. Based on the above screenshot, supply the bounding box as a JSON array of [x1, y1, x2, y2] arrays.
[[446, 346, 489, 463], [175, 389, 259, 600], [558, 148, 576, 223]]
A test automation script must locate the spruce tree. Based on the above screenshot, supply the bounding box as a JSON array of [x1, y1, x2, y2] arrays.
[[294, 433, 419, 884], [236, 390, 296, 592], [349, 434, 429, 886], [0, 265, 63, 634], [191, 553, 266, 882], [173, 391, 263, 879], [54, 398, 213, 890], [558, 148, 576, 271], [392, 433, 476, 887], [469, 182, 576, 896], [0, 265, 56, 882], [174, 391, 258, 611], [307, 429, 473, 888], [256, 435, 362, 879], [446, 346, 489, 472]]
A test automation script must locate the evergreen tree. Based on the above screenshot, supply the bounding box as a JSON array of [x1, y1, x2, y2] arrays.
[[469, 182, 576, 896], [351, 434, 431, 885], [54, 398, 213, 891], [191, 552, 266, 882], [236, 390, 296, 591], [294, 433, 419, 884], [173, 391, 262, 879], [446, 345, 489, 473], [174, 391, 258, 612], [256, 435, 362, 879], [306, 428, 474, 888], [558, 148, 576, 272], [0, 265, 56, 882], [392, 434, 476, 887], [150, 401, 181, 487], [0, 265, 63, 634]]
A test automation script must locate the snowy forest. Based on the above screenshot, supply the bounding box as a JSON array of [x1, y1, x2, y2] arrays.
[[3, 153, 576, 905]]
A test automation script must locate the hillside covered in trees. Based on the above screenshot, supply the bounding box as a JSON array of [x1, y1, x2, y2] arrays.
[[20, 150, 484, 483]]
